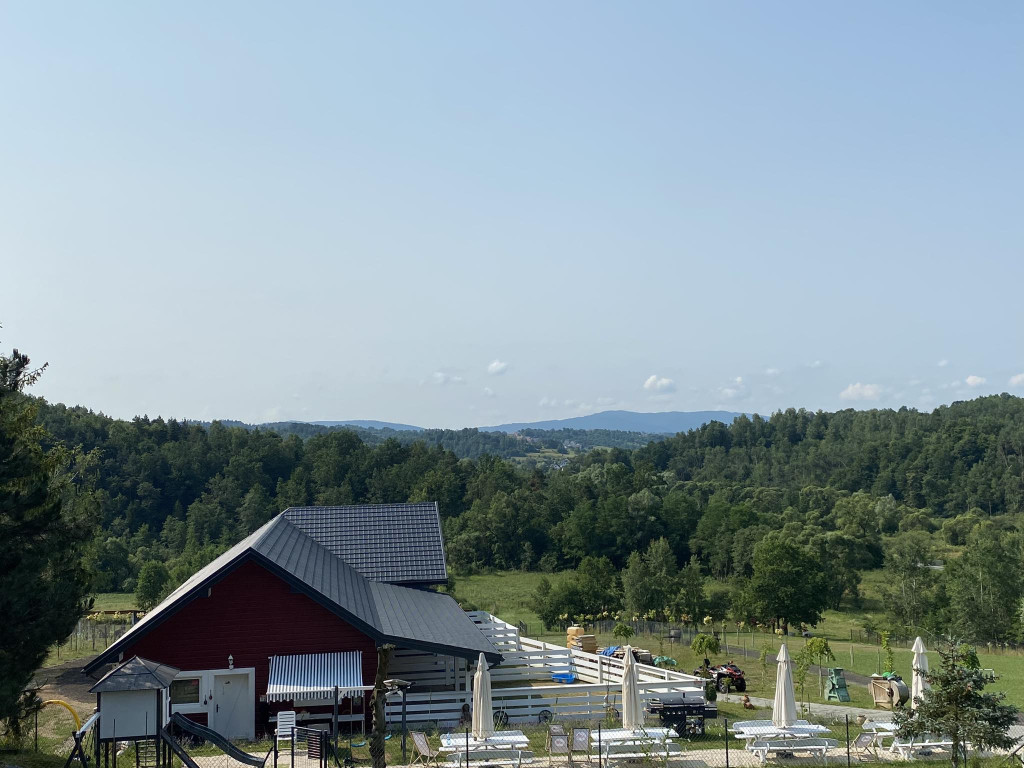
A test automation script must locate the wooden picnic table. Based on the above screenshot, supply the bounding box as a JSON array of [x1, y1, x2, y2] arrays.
[[440, 731, 530, 752]]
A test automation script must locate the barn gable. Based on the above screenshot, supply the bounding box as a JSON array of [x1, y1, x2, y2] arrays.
[[84, 505, 498, 677]]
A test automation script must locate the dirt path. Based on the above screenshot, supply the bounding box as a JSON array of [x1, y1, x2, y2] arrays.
[[32, 656, 101, 717]]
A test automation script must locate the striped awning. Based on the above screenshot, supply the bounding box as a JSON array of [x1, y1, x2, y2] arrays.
[[266, 652, 368, 701]]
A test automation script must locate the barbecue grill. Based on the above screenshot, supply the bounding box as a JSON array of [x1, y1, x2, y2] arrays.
[[646, 697, 717, 736]]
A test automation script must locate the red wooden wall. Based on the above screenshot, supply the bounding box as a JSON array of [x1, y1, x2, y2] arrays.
[[121, 559, 378, 731]]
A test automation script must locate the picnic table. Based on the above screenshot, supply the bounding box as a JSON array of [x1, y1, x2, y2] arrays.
[[590, 728, 679, 761], [748, 738, 839, 765], [733, 724, 832, 746], [440, 731, 530, 752]]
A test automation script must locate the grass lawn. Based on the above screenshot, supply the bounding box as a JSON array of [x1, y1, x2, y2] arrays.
[[90, 592, 137, 611], [0, 751, 70, 768], [454, 569, 1024, 714]]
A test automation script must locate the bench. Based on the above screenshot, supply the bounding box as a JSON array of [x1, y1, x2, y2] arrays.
[[599, 741, 684, 762], [749, 738, 838, 765], [445, 750, 534, 768], [891, 736, 957, 759]]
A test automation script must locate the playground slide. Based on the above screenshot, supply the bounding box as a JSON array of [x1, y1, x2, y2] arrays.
[[169, 714, 268, 767], [161, 728, 205, 768]]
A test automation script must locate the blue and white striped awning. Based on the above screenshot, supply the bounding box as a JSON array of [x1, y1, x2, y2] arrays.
[[266, 652, 369, 701]]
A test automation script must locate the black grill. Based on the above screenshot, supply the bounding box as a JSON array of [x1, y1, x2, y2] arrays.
[[646, 698, 717, 737]]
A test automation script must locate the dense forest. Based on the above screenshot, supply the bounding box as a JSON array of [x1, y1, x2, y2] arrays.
[[34, 394, 1024, 646], [208, 419, 666, 459]]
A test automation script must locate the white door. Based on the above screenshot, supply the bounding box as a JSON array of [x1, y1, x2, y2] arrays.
[[211, 673, 253, 740]]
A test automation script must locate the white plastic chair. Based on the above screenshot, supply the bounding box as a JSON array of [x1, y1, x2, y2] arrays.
[[276, 711, 297, 749]]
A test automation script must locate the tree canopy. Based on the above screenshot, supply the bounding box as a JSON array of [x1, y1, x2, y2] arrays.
[[0, 345, 96, 727]]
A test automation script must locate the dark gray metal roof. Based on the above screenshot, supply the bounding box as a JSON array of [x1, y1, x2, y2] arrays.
[[369, 581, 498, 658], [89, 656, 180, 692], [283, 503, 447, 585], [85, 508, 498, 675]]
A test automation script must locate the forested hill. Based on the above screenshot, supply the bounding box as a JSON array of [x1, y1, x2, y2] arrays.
[[31, 395, 1024, 645], [635, 395, 1024, 517], [191, 419, 666, 458]]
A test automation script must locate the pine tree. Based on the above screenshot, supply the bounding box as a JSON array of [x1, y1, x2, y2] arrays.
[[892, 641, 1018, 768], [0, 342, 97, 728]]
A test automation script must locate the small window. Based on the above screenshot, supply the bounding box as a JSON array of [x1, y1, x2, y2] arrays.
[[170, 678, 201, 705]]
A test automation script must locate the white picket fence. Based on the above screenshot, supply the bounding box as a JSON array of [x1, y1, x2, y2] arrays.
[[388, 648, 467, 688], [384, 678, 703, 726], [468, 612, 522, 652], [383, 613, 703, 726]]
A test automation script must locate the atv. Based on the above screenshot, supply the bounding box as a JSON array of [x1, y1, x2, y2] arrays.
[[693, 663, 747, 693]]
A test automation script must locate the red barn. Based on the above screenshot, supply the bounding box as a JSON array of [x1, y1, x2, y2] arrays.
[[84, 503, 501, 740]]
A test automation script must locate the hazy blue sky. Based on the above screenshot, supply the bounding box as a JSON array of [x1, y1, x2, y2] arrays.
[[3, 2, 1022, 427]]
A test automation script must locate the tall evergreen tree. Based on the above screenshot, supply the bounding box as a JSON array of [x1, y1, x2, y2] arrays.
[[893, 641, 1018, 768], [0, 342, 97, 727]]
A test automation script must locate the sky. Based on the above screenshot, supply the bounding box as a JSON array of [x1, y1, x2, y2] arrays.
[[2, 2, 1023, 428]]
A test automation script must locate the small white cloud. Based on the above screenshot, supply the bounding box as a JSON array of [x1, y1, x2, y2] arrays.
[[734, 376, 743, 384], [1009, 373, 1024, 387], [595, 396, 616, 406], [719, 387, 739, 400], [938, 359, 949, 367], [840, 382, 881, 401], [765, 368, 781, 376], [808, 360, 823, 369], [487, 359, 509, 376], [643, 374, 675, 392], [482, 387, 495, 398], [965, 375, 986, 387], [539, 396, 558, 408], [432, 371, 464, 385]]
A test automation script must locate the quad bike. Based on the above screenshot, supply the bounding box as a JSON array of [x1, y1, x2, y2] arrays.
[[692, 663, 747, 693]]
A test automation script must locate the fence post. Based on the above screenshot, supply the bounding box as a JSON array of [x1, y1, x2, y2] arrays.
[[465, 727, 470, 768], [845, 715, 851, 768], [724, 718, 729, 768], [35, 708, 38, 752], [597, 722, 601, 768], [291, 728, 295, 768]]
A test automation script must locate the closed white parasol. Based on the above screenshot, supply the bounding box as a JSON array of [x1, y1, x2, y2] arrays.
[[621, 645, 645, 731], [472, 652, 494, 739], [911, 637, 930, 710], [773, 643, 798, 728]]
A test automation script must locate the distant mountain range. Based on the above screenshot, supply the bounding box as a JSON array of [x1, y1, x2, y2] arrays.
[[304, 410, 747, 435], [477, 410, 747, 434]]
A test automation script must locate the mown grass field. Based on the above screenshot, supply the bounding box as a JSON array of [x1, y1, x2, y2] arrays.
[[90, 592, 138, 611]]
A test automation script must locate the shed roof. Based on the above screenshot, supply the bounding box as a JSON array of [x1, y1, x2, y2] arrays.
[[84, 507, 499, 675], [89, 656, 180, 693]]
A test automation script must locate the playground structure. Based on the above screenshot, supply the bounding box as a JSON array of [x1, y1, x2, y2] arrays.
[[61, 656, 333, 768]]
